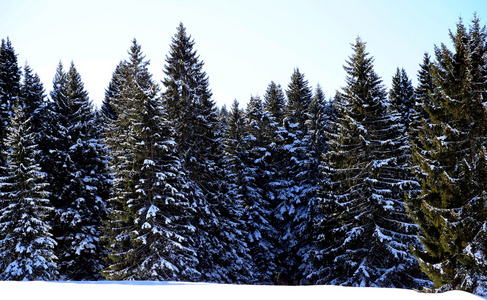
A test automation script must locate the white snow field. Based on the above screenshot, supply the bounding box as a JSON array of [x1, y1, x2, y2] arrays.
[[1, 281, 483, 300]]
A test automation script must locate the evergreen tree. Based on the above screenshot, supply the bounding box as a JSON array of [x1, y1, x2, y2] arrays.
[[103, 39, 198, 281], [389, 68, 415, 130], [261, 81, 287, 283], [406, 53, 435, 240], [19, 63, 51, 170], [243, 96, 278, 284], [408, 16, 487, 296], [162, 23, 251, 283], [0, 105, 57, 281], [0, 38, 21, 170], [300, 84, 334, 284], [274, 68, 315, 284], [218, 104, 229, 133], [101, 62, 124, 121], [46, 62, 109, 280], [19, 64, 48, 137], [409, 53, 434, 156], [313, 38, 427, 288]]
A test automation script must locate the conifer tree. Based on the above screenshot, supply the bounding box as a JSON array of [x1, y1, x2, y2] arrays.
[[274, 69, 315, 284], [409, 16, 487, 295], [0, 105, 57, 281], [312, 38, 426, 288], [19, 64, 48, 137], [389, 68, 415, 130], [300, 84, 334, 284], [406, 53, 435, 234], [0, 38, 20, 129], [243, 96, 278, 284], [409, 53, 434, 156], [261, 81, 287, 283], [103, 39, 198, 281], [0, 38, 21, 170], [101, 62, 124, 121], [162, 23, 251, 283], [45, 62, 109, 280]]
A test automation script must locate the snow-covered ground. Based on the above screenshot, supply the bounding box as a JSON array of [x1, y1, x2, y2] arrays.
[[2, 281, 482, 300]]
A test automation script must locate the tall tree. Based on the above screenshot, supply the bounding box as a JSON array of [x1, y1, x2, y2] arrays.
[[0, 105, 57, 281], [162, 23, 251, 283], [300, 84, 334, 284], [0, 38, 21, 169], [312, 38, 427, 288], [46, 62, 110, 280], [274, 69, 315, 284], [243, 96, 279, 284], [103, 39, 198, 281], [409, 16, 487, 296], [260, 81, 287, 283]]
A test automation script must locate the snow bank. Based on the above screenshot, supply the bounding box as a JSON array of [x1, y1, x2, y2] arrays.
[[2, 281, 482, 300]]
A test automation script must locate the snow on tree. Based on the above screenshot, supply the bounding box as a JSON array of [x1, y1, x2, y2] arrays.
[[0, 37, 21, 173], [223, 98, 278, 284], [300, 85, 335, 284], [45, 62, 109, 280], [408, 16, 487, 296], [162, 23, 252, 283], [102, 39, 198, 281], [243, 96, 279, 284], [101, 62, 124, 122], [272, 68, 317, 284], [389, 68, 415, 130], [19, 64, 49, 139], [312, 37, 428, 289], [0, 104, 58, 281]]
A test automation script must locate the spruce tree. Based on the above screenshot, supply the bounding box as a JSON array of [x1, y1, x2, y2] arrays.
[[408, 16, 487, 295], [274, 69, 315, 284], [261, 81, 287, 283], [103, 39, 198, 281], [0, 38, 21, 170], [409, 53, 434, 158], [45, 62, 109, 280], [389, 68, 415, 130], [313, 38, 426, 288], [0, 38, 21, 129], [0, 105, 57, 281], [162, 23, 251, 283], [19, 64, 49, 138], [243, 96, 278, 284], [101, 62, 124, 122], [300, 84, 334, 284]]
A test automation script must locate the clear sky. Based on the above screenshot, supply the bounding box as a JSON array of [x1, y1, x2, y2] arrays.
[[1, 0, 486, 108]]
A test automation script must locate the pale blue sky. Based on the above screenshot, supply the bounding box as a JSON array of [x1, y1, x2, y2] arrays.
[[1, 0, 486, 108]]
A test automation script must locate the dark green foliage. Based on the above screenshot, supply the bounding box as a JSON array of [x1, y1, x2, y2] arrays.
[[390, 68, 415, 130], [408, 16, 487, 295], [313, 38, 427, 288], [103, 39, 199, 281]]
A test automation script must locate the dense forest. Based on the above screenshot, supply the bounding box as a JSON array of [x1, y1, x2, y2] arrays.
[[0, 14, 486, 297]]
